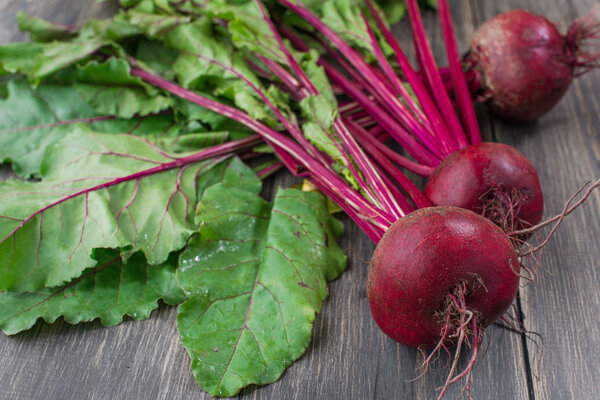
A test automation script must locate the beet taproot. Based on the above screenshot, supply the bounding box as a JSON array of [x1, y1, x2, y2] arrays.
[[464, 8, 600, 122], [425, 142, 544, 233], [367, 206, 520, 348]]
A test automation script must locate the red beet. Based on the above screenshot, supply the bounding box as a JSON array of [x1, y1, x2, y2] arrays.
[[425, 142, 544, 233], [367, 206, 520, 348], [465, 8, 600, 122]]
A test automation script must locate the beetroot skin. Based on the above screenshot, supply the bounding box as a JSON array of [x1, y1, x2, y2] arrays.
[[425, 142, 543, 232], [467, 9, 573, 122], [367, 206, 520, 348]]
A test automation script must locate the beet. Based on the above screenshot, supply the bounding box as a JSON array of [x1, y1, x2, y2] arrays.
[[465, 8, 600, 122], [367, 206, 520, 348], [425, 142, 544, 233]]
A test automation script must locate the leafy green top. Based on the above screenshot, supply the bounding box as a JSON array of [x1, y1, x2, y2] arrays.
[[0, 1, 362, 397]]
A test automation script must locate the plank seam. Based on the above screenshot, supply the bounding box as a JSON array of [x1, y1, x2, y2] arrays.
[[516, 294, 536, 400]]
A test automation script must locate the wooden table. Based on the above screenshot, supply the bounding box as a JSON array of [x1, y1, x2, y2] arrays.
[[1, 1, 599, 399]]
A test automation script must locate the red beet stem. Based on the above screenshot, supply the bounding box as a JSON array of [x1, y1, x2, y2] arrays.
[[365, 0, 458, 156], [404, 0, 469, 149], [437, 0, 482, 145], [349, 120, 435, 178], [346, 119, 433, 208], [279, 0, 443, 166], [130, 66, 399, 237]]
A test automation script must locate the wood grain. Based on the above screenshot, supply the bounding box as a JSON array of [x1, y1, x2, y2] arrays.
[[477, 1, 600, 399], [0, 1, 598, 399]]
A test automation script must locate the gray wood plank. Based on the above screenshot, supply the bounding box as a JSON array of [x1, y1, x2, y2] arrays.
[[3, 0, 593, 399], [477, 0, 600, 399], [0, 0, 118, 44]]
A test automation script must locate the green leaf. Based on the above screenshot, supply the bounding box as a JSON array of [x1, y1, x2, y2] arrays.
[[0, 38, 115, 83], [298, 96, 342, 165], [0, 42, 46, 77], [124, 0, 149, 8], [124, 10, 192, 39], [0, 77, 97, 177], [126, 14, 285, 125], [164, 19, 260, 88], [320, 0, 374, 52], [0, 249, 185, 335], [134, 38, 179, 80], [297, 91, 360, 187], [0, 131, 227, 292], [0, 58, 231, 176], [205, 0, 286, 63], [177, 185, 346, 396], [173, 95, 235, 129], [78, 13, 142, 42], [16, 11, 78, 43], [55, 58, 172, 119], [192, 154, 262, 200], [370, 0, 435, 25], [153, 0, 177, 14], [283, 0, 374, 53], [301, 53, 337, 105], [73, 81, 171, 119], [60, 57, 151, 88], [32, 39, 108, 81], [148, 131, 231, 154], [374, 0, 407, 24], [299, 95, 337, 130], [91, 113, 179, 137], [0, 77, 181, 177], [421, 0, 438, 10], [276, 0, 397, 61]]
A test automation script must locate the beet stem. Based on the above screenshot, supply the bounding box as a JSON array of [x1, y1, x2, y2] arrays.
[[255, 0, 319, 96], [279, 0, 443, 166], [365, 0, 458, 156], [404, 0, 470, 149], [255, 0, 409, 217], [361, 14, 445, 154], [349, 119, 435, 178], [255, 55, 306, 96], [345, 119, 432, 208], [324, 63, 442, 165], [437, 0, 482, 145], [130, 66, 394, 227], [188, 51, 330, 171], [334, 120, 411, 217]]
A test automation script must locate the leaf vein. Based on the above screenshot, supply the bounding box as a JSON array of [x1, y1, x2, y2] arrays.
[[272, 208, 320, 251], [245, 325, 268, 367], [152, 175, 181, 253], [0, 257, 120, 325], [188, 291, 253, 328], [215, 265, 262, 390], [67, 192, 89, 263], [258, 281, 291, 346], [36, 213, 43, 268], [191, 257, 261, 279], [0, 216, 24, 222], [115, 177, 141, 221], [0, 116, 115, 134], [265, 245, 314, 293]]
